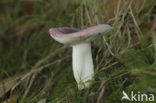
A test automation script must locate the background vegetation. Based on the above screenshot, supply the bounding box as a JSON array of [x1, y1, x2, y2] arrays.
[[0, 0, 156, 103]]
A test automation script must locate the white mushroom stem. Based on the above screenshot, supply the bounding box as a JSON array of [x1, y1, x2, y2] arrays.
[[72, 42, 94, 89]]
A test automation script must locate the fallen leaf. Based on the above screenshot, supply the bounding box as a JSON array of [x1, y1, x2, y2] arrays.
[[37, 98, 47, 103], [24, 0, 34, 15], [0, 74, 24, 98], [3, 93, 17, 103]]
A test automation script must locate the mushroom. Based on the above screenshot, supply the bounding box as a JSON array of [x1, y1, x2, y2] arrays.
[[49, 24, 112, 89]]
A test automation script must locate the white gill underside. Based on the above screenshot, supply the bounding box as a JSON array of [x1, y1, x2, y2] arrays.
[[72, 42, 94, 89]]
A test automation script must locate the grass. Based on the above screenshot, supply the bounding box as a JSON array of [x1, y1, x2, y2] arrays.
[[0, 0, 156, 103]]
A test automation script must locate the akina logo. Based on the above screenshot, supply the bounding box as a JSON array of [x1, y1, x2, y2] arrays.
[[121, 91, 155, 102]]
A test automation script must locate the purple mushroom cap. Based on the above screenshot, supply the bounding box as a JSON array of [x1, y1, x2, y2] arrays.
[[49, 24, 112, 45]]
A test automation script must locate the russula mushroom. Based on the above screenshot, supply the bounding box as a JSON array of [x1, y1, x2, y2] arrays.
[[49, 24, 112, 89]]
